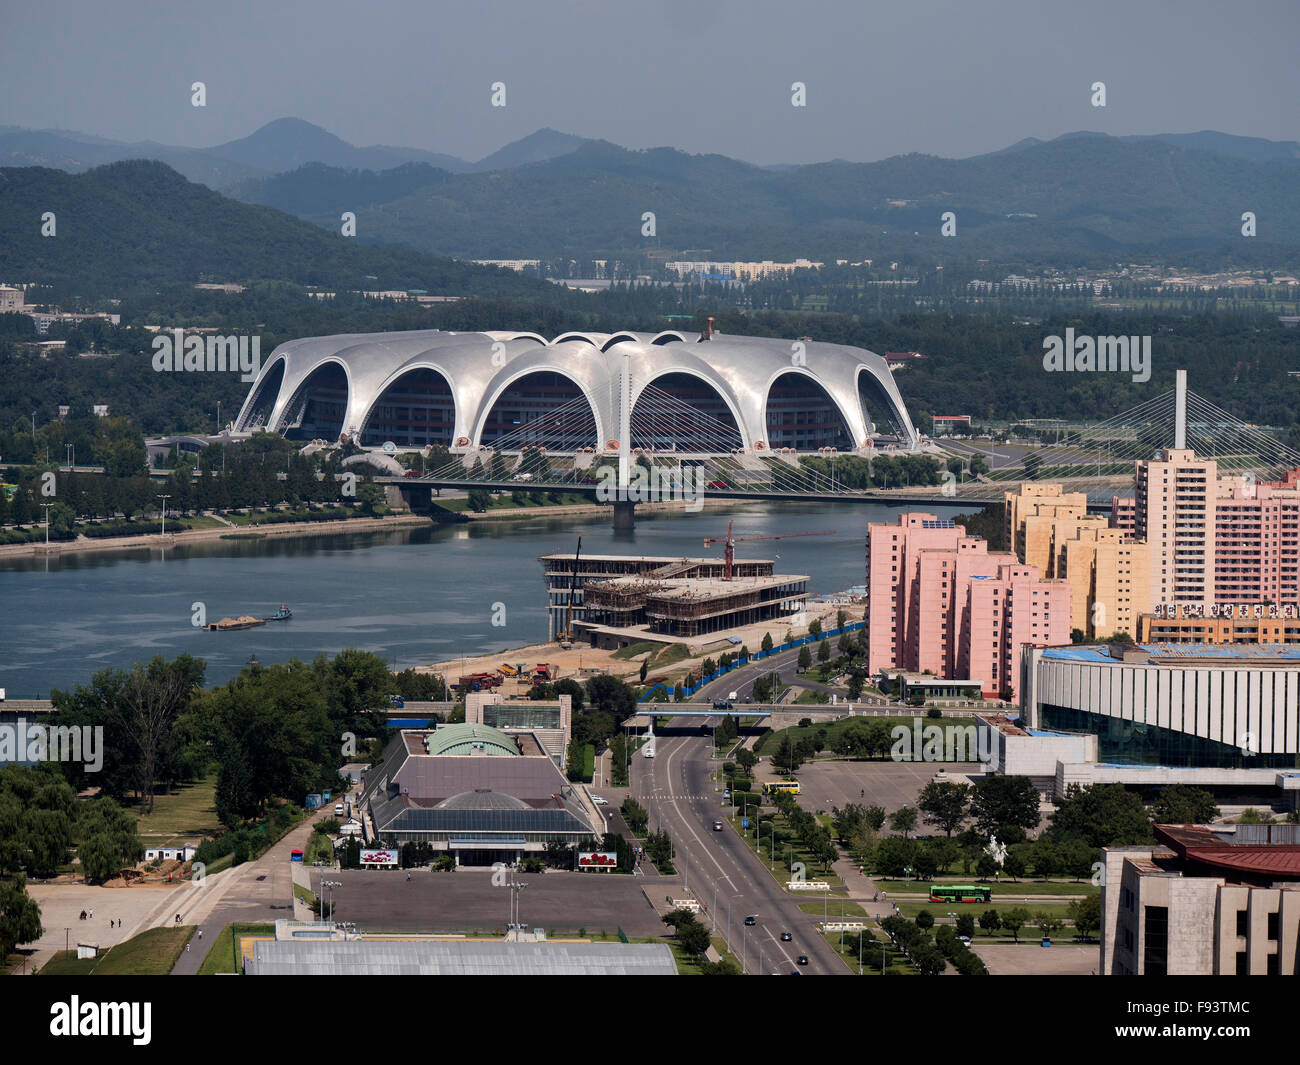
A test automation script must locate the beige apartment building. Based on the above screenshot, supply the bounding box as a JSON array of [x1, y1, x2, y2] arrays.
[[1135, 448, 1218, 606], [1005, 484, 1151, 639]]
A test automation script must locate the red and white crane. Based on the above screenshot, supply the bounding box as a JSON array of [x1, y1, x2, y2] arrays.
[[703, 519, 835, 580]]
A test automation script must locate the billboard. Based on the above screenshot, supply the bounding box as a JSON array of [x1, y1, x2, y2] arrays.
[[360, 848, 398, 866], [578, 851, 618, 869]]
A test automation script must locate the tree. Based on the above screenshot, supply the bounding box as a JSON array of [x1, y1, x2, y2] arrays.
[[979, 909, 1001, 937], [1033, 911, 1063, 941], [1002, 907, 1030, 943], [0, 875, 43, 961], [761, 632, 774, 653], [797, 645, 812, 671], [915, 909, 934, 930], [1068, 895, 1101, 941], [1150, 784, 1219, 826], [808, 618, 823, 638], [1022, 453, 1043, 480], [913, 943, 947, 976], [969, 775, 1041, 837], [78, 798, 142, 882], [1002, 849, 1026, 881], [955, 913, 976, 939], [1049, 783, 1153, 848], [817, 638, 830, 663], [918, 780, 969, 836], [889, 806, 918, 838], [466, 489, 492, 512], [639, 658, 649, 683]]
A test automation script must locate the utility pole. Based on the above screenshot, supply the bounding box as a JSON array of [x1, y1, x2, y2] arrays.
[[40, 502, 53, 548], [157, 494, 171, 537]]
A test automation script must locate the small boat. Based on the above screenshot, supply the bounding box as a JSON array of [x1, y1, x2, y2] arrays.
[[265, 605, 292, 622]]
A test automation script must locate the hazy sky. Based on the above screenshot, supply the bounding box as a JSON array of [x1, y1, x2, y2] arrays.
[[3, 0, 1298, 165]]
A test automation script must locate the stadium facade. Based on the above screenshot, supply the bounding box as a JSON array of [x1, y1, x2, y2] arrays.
[[232, 328, 919, 453]]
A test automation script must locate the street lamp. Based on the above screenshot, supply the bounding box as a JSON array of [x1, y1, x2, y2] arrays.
[[157, 494, 171, 537]]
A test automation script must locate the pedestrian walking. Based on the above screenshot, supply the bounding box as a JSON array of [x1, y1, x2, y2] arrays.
[[198, 928, 203, 939]]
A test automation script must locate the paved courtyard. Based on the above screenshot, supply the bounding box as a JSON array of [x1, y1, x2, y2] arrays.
[[325, 867, 668, 938], [970, 942, 1099, 975]]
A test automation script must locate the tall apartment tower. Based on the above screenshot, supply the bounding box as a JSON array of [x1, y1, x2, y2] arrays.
[[1135, 448, 1218, 607]]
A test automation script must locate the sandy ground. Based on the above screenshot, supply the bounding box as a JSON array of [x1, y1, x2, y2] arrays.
[[420, 599, 852, 690]]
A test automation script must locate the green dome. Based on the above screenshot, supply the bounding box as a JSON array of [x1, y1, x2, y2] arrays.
[[423, 723, 520, 757]]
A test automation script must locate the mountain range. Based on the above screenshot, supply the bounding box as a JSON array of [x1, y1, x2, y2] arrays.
[[3, 118, 1299, 270]]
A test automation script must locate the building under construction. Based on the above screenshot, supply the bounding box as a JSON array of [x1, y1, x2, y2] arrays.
[[539, 552, 807, 646], [539, 553, 776, 640]]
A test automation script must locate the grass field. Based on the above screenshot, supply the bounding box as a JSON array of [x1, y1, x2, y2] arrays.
[[875, 878, 1098, 897], [612, 640, 667, 661], [39, 926, 194, 975], [135, 773, 221, 843], [892, 899, 1075, 922], [197, 923, 276, 975], [798, 899, 868, 919], [824, 928, 918, 975]]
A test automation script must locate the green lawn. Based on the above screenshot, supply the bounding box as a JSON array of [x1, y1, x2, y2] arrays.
[[40, 926, 195, 975], [892, 899, 1074, 922], [197, 923, 276, 975], [612, 640, 668, 660], [824, 929, 919, 975], [651, 643, 692, 668], [874, 878, 1098, 897], [755, 714, 982, 758], [798, 900, 868, 919], [727, 812, 846, 893], [135, 773, 221, 842]]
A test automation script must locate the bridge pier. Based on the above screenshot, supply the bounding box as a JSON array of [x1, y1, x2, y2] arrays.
[[612, 500, 637, 531]]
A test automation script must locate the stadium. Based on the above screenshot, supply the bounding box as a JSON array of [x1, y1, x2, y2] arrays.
[[232, 327, 919, 455]]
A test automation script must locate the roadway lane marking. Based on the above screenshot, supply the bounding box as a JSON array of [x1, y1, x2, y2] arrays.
[[661, 728, 737, 892]]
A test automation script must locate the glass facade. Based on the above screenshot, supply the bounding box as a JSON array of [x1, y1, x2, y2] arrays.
[[482, 703, 562, 730], [1040, 704, 1299, 769]]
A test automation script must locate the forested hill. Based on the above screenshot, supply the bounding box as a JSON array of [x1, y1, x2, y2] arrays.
[[0, 160, 563, 299], [235, 134, 1300, 267]]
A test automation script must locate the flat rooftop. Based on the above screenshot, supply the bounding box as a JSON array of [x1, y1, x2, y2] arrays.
[[1042, 642, 1300, 665]]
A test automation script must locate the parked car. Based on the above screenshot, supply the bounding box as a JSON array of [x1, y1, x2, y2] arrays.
[[591, 795, 608, 806]]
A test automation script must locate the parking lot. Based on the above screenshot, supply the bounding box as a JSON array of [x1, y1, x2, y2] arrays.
[[322, 867, 668, 938], [792, 759, 977, 815]]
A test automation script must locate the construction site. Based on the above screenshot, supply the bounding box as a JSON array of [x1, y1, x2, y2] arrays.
[[540, 521, 829, 649]]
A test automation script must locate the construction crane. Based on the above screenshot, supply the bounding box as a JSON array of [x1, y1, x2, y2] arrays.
[[703, 519, 834, 580], [559, 535, 582, 648]]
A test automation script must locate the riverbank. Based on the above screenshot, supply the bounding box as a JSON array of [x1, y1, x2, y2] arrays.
[[0, 496, 747, 563], [0, 513, 433, 561]]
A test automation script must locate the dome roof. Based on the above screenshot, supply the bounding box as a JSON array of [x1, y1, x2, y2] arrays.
[[422, 722, 520, 757], [435, 789, 531, 812]]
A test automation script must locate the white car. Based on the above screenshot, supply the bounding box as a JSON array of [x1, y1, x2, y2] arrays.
[[591, 795, 609, 805]]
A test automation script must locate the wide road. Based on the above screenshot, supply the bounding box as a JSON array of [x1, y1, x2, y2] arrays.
[[693, 644, 888, 707], [635, 720, 848, 975]]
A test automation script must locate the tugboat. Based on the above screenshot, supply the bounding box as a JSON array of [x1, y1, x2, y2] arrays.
[[265, 604, 292, 622]]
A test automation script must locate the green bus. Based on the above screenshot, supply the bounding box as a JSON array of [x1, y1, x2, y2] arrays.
[[929, 884, 991, 903]]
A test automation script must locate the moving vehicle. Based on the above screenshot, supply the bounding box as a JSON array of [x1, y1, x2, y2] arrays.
[[796, 954, 809, 966], [712, 699, 733, 710], [591, 795, 608, 805], [744, 915, 757, 926], [265, 604, 292, 621], [334, 804, 345, 817], [780, 931, 792, 942], [929, 884, 992, 903], [290, 849, 303, 862], [763, 781, 801, 796], [386, 694, 405, 708], [713, 820, 723, 831]]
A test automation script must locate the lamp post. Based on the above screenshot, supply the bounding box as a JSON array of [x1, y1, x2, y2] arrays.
[[157, 494, 170, 537], [40, 503, 52, 548]]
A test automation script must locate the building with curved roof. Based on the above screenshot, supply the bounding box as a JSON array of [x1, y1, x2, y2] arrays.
[[422, 722, 520, 757], [232, 327, 919, 453]]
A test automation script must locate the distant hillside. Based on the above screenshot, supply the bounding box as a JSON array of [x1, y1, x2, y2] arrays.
[[206, 117, 474, 175], [231, 134, 1300, 265], [471, 127, 590, 171], [0, 160, 565, 297], [0, 120, 588, 191]]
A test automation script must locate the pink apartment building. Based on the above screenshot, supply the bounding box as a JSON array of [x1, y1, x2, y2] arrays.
[[1132, 449, 1300, 609], [866, 513, 1070, 698]]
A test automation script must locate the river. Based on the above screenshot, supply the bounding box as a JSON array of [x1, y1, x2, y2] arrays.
[[0, 501, 969, 696]]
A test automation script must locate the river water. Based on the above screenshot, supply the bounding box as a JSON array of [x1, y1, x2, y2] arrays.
[[0, 501, 967, 697]]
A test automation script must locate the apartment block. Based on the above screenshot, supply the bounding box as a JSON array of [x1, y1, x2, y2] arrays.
[[866, 513, 1069, 698], [1135, 448, 1217, 605]]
